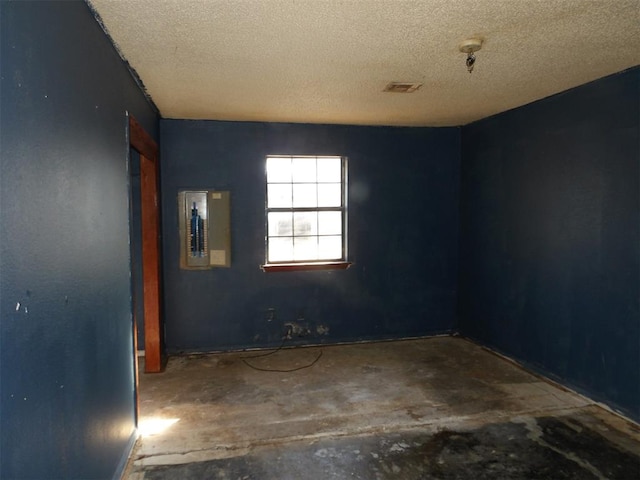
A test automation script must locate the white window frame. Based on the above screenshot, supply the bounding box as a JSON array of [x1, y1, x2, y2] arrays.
[[262, 155, 350, 272]]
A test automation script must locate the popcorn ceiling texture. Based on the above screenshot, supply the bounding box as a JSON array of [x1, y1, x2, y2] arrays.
[[89, 0, 639, 126]]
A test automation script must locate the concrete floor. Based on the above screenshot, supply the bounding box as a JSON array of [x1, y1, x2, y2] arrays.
[[126, 337, 640, 479]]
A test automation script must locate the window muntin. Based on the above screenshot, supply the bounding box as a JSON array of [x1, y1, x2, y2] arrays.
[[265, 155, 346, 264]]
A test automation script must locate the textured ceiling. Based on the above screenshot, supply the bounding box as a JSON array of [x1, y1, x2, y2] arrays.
[[88, 0, 640, 126]]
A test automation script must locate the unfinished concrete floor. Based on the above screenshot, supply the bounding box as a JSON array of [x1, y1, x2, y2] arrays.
[[126, 337, 640, 479]]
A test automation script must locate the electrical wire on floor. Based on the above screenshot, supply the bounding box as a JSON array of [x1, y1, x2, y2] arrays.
[[240, 335, 323, 372], [239, 336, 288, 359]]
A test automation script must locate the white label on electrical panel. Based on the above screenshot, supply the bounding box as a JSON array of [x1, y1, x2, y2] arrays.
[[211, 192, 222, 200], [210, 250, 226, 265]]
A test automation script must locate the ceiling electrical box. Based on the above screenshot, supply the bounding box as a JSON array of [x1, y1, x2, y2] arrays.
[[178, 190, 231, 269]]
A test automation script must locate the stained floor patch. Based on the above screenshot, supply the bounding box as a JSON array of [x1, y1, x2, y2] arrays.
[[137, 415, 640, 480]]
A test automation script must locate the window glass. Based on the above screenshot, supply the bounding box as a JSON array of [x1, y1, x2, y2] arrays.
[[318, 211, 342, 235], [292, 157, 317, 183], [318, 235, 342, 259], [268, 212, 292, 237], [267, 157, 292, 183], [267, 184, 292, 208], [292, 184, 318, 208], [268, 237, 293, 262], [317, 183, 341, 207], [294, 211, 318, 236], [293, 237, 318, 261], [317, 157, 341, 183]]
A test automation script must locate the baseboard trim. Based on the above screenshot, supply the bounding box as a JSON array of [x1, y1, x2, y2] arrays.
[[113, 429, 138, 480], [459, 335, 640, 427]]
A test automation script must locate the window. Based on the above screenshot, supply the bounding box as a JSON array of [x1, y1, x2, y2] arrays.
[[263, 155, 349, 271]]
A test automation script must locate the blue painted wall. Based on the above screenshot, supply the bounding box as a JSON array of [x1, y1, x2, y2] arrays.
[[0, 2, 158, 478], [458, 68, 640, 421], [160, 121, 460, 352]]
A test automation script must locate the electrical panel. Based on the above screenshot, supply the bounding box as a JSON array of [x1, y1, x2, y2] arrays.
[[178, 190, 231, 269]]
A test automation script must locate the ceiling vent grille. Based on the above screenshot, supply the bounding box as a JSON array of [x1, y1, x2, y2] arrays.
[[383, 82, 423, 93]]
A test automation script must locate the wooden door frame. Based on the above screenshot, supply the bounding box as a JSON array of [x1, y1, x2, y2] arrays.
[[129, 115, 164, 373]]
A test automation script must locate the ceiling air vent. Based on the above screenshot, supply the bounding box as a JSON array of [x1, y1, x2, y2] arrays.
[[383, 82, 422, 93]]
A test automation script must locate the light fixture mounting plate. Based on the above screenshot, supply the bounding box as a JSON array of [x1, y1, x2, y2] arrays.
[[459, 39, 482, 54]]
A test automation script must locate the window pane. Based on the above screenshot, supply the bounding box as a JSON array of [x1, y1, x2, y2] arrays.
[[293, 236, 318, 261], [293, 184, 317, 207], [317, 183, 341, 207], [268, 212, 292, 237], [267, 157, 292, 182], [318, 211, 342, 235], [317, 157, 341, 183], [268, 237, 293, 262], [267, 184, 292, 208], [292, 157, 316, 183], [294, 211, 317, 236], [318, 235, 342, 260]]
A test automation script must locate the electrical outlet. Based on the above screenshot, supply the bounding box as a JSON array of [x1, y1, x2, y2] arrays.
[[284, 321, 311, 338]]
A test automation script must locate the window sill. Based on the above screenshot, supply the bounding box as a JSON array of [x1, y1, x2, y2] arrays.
[[261, 261, 352, 273]]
